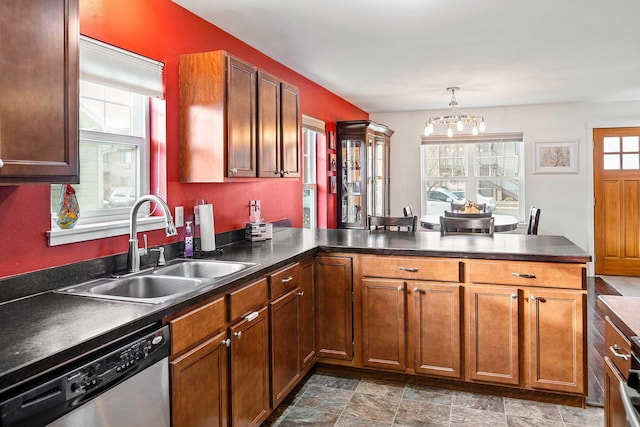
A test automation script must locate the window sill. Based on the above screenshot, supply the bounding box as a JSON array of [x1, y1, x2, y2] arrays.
[[47, 216, 167, 246]]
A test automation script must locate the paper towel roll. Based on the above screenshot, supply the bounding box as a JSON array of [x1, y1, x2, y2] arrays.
[[200, 204, 216, 251]]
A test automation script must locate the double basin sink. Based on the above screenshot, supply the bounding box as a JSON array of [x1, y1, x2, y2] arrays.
[[56, 259, 257, 304]]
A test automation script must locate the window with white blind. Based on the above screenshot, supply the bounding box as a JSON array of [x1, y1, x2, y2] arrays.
[[420, 133, 524, 220], [48, 36, 164, 246]]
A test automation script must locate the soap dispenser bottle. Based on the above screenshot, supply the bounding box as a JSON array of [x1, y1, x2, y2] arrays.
[[184, 221, 193, 257]]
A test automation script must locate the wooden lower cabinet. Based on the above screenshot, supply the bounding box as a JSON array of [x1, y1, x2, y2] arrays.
[[605, 356, 627, 427], [270, 289, 301, 407], [170, 330, 229, 427], [230, 307, 270, 427], [315, 255, 353, 360], [362, 278, 406, 371], [466, 285, 520, 386], [299, 259, 316, 370], [527, 288, 585, 394], [412, 282, 462, 378]]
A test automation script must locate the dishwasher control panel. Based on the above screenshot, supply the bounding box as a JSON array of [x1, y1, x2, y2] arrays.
[[0, 325, 170, 427], [65, 326, 169, 397]]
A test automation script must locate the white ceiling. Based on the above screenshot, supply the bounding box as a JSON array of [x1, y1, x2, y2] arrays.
[[172, 0, 640, 113]]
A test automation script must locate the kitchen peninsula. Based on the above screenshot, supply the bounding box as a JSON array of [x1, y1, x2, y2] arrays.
[[0, 228, 591, 425]]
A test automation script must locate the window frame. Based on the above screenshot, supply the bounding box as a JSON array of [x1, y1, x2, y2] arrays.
[[420, 132, 525, 221]]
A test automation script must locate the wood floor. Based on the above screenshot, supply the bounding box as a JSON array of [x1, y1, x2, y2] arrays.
[[586, 276, 616, 407]]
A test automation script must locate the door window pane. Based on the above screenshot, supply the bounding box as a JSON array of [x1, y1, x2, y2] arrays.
[[604, 154, 621, 170], [603, 137, 620, 153], [622, 136, 639, 152], [622, 154, 640, 170]]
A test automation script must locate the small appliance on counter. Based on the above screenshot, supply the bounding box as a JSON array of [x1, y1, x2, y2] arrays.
[[245, 199, 272, 241]]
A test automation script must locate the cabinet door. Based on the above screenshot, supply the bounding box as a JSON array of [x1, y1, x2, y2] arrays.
[[337, 138, 368, 228], [270, 289, 300, 408], [280, 82, 300, 177], [413, 283, 461, 379], [467, 286, 520, 385], [227, 55, 257, 177], [299, 259, 316, 370], [170, 331, 229, 427], [527, 288, 585, 394], [257, 71, 280, 177], [230, 307, 270, 427], [0, 0, 78, 183], [605, 356, 628, 427], [315, 256, 353, 360], [362, 278, 406, 371]]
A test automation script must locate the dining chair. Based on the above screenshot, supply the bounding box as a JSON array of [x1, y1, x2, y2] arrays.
[[440, 216, 495, 236], [369, 215, 417, 232], [444, 211, 492, 218], [403, 205, 413, 217], [527, 207, 541, 235]]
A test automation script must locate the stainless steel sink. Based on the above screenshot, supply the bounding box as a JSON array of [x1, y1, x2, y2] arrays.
[[56, 275, 204, 304], [153, 260, 256, 279]]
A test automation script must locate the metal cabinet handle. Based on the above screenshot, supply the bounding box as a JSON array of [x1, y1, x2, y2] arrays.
[[234, 331, 242, 339], [274, 170, 280, 175], [399, 267, 419, 272], [512, 272, 536, 279], [297, 291, 305, 297], [282, 276, 294, 283], [283, 170, 290, 175], [611, 344, 630, 361], [530, 295, 546, 302], [413, 287, 419, 293], [397, 286, 403, 291], [0, 159, 3, 169], [230, 168, 238, 174], [222, 338, 231, 347], [511, 294, 518, 299]]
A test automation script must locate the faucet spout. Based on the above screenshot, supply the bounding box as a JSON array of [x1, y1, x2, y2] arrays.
[[127, 195, 177, 273]]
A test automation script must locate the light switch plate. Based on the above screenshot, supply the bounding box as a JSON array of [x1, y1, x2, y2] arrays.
[[175, 206, 184, 227]]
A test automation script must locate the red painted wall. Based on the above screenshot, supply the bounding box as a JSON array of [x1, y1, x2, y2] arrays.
[[0, 0, 367, 278]]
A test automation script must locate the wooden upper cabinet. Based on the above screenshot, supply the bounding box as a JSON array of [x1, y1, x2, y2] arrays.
[[0, 0, 79, 184], [257, 74, 300, 178], [179, 51, 256, 182], [257, 71, 281, 178], [280, 82, 300, 177]]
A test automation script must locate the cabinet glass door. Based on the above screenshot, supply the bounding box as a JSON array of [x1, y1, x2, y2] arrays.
[[340, 139, 365, 227], [369, 137, 388, 217]]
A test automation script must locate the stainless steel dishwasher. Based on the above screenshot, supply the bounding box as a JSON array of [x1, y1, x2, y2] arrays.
[[0, 325, 170, 427]]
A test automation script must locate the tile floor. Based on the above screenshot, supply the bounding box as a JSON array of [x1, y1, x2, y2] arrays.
[[263, 372, 604, 426]]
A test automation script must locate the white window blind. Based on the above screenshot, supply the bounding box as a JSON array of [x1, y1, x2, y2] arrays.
[[79, 36, 164, 98]]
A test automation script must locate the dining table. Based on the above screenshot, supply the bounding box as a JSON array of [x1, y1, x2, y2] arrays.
[[419, 213, 520, 232]]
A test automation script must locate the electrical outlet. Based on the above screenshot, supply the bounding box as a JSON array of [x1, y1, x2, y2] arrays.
[[175, 206, 184, 227]]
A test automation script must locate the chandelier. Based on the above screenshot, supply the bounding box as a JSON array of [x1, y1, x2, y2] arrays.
[[424, 87, 486, 137]]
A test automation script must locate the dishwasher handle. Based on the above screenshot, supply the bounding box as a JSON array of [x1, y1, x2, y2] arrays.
[[620, 380, 640, 427]]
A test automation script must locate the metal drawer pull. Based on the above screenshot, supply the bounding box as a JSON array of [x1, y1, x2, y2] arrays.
[[281, 276, 294, 283], [297, 291, 305, 297], [0, 159, 3, 169], [512, 272, 536, 279], [230, 168, 238, 174], [611, 344, 630, 361], [399, 267, 419, 272], [244, 311, 259, 322], [223, 338, 231, 347], [511, 294, 517, 299], [234, 331, 242, 339], [530, 295, 546, 302], [397, 286, 403, 291], [413, 287, 420, 293]]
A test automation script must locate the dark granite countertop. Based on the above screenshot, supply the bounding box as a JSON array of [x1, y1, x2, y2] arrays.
[[0, 228, 590, 395], [597, 295, 640, 339]]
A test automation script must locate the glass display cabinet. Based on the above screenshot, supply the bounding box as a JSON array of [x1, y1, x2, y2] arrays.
[[336, 120, 394, 229]]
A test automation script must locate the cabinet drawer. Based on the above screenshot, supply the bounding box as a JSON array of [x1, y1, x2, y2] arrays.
[[361, 256, 461, 282], [269, 263, 301, 299], [170, 296, 226, 356], [228, 277, 268, 321], [468, 261, 585, 289], [605, 316, 632, 379]]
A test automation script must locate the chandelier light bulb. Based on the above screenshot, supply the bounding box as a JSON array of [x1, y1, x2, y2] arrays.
[[479, 119, 486, 132], [472, 122, 479, 136], [456, 120, 464, 131], [447, 124, 453, 138]]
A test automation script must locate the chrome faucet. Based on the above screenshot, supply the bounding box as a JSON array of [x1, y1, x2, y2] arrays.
[[128, 195, 178, 273]]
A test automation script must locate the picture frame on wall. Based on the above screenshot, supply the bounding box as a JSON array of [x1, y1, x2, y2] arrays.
[[330, 176, 337, 194], [329, 153, 337, 172], [534, 139, 579, 174], [328, 131, 336, 150]]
